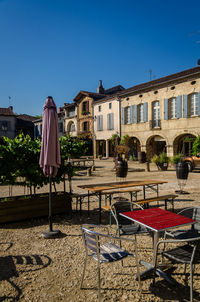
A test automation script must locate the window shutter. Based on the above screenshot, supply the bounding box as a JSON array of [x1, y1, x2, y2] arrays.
[[176, 95, 182, 118], [100, 115, 103, 130], [164, 99, 168, 120], [130, 105, 133, 124], [107, 114, 112, 130], [122, 107, 125, 124], [107, 114, 110, 130], [183, 94, 188, 118], [133, 105, 137, 123], [197, 93, 200, 116], [97, 116, 100, 131], [111, 113, 114, 129], [143, 102, 148, 122]]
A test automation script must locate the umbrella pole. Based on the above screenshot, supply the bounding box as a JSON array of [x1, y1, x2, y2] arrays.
[[49, 176, 53, 232], [41, 175, 60, 238]]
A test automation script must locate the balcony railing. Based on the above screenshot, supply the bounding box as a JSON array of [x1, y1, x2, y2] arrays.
[[149, 119, 161, 129]]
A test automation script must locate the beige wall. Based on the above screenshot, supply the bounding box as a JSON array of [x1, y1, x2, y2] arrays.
[[64, 106, 77, 137], [94, 98, 120, 140], [121, 77, 200, 157], [77, 96, 93, 134]]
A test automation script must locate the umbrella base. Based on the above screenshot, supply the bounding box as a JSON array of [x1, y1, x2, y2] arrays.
[[41, 229, 60, 239]]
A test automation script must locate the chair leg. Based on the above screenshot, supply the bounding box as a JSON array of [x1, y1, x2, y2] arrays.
[[97, 261, 101, 302], [190, 264, 194, 302], [80, 257, 87, 289]]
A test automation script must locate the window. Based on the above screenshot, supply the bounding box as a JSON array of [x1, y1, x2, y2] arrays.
[[59, 122, 63, 133], [82, 101, 89, 113], [68, 110, 75, 117], [0, 121, 11, 131], [107, 113, 114, 130], [169, 97, 177, 119], [83, 121, 89, 131], [109, 103, 112, 109], [97, 115, 103, 131], [98, 105, 101, 112], [164, 96, 182, 120], [189, 93, 198, 116], [152, 101, 160, 127], [69, 122, 75, 132], [138, 104, 144, 122], [40, 124, 42, 135]]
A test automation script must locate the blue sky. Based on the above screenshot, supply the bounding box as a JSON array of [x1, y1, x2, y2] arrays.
[[1, 0, 200, 116]]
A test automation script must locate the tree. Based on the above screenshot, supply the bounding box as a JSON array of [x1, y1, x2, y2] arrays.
[[192, 135, 200, 155]]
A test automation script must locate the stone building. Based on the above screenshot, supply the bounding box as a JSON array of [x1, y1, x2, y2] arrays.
[[93, 94, 121, 158], [74, 81, 124, 156], [0, 106, 37, 140], [63, 102, 77, 137], [120, 65, 200, 159]]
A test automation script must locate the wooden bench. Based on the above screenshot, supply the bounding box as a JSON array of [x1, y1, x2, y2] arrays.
[[136, 194, 178, 211]]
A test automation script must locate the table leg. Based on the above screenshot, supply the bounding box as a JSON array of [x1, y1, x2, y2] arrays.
[[136, 231, 175, 284], [87, 191, 90, 216], [99, 192, 102, 224]]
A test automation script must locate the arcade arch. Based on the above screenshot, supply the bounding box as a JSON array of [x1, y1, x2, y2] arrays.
[[173, 133, 196, 156], [146, 135, 167, 160]]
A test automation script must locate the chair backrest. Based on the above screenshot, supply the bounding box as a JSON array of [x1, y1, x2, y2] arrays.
[[81, 226, 99, 256], [111, 201, 133, 227], [111, 201, 143, 227], [178, 207, 200, 231], [192, 207, 200, 231]]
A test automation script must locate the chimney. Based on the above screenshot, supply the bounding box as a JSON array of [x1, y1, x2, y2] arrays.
[[97, 80, 104, 94]]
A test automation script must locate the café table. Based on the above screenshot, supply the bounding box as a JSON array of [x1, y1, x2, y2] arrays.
[[120, 207, 195, 283], [78, 179, 167, 224]]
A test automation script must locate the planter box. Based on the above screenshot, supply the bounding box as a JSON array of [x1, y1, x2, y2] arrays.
[[0, 192, 72, 223]]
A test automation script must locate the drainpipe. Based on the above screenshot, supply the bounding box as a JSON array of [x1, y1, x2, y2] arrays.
[[117, 97, 121, 139]]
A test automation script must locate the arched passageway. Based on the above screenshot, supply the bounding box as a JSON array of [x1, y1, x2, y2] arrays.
[[173, 133, 196, 156], [146, 135, 167, 160], [127, 137, 141, 159]]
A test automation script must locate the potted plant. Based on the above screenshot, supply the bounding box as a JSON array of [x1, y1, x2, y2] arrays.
[[151, 152, 170, 171], [171, 153, 184, 166]]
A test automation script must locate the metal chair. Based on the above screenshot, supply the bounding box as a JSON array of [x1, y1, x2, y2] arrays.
[[153, 236, 200, 302], [80, 224, 141, 301], [110, 201, 149, 237], [165, 207, 200, 239]]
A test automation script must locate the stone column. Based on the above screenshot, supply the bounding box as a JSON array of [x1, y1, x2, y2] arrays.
[[106, 139, 109, 158], [167, 145, 173, 158], [93, 137, 97, 158]]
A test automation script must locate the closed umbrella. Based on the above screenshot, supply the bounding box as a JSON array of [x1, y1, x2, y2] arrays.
[[39, 96, 61, 238]]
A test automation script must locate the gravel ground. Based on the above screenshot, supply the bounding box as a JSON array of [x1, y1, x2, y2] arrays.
[[1, 159, 200, 302]]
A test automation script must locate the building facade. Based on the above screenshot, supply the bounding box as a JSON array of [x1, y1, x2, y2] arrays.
[[74, 81, 124, 156], [0, 106, 37, 140], [120, 66, 200, 159], [63, 102, 77, 137], [93, 95, 121, 158]]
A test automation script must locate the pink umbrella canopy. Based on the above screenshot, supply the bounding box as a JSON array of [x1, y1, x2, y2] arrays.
[[39, 96, 61, 177]]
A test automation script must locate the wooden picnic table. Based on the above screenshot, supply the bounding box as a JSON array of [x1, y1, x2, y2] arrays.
[[78, 179, 167, 223]]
